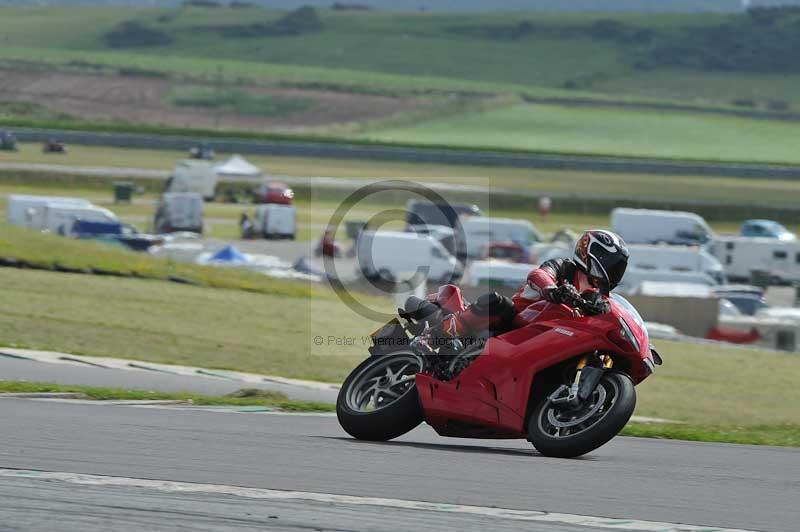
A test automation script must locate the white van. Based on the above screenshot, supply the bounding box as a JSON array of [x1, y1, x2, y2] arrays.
[[710, 236, 800, 284], [154, 193, 204, 234], [41, 203, 117, 234], [357, 231, 461, 283], [465, 260, 531, 289], [611, 208, 713, 246], [7, 195, 92, 229], [628, 244, 726, 284], [256, 204, 296, 239], [461, 217, 542, 258], [166, 160, 218, 201]]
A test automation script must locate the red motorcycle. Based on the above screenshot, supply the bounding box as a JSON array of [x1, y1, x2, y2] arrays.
[[337, 276, 661, 458]]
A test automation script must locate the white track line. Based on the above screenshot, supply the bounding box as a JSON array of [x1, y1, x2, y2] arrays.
[[0, 469, 757, 532]]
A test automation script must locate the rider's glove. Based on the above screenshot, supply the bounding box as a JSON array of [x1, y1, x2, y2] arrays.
[[546, 284, 581, 305], [582, 291, 611, 315]]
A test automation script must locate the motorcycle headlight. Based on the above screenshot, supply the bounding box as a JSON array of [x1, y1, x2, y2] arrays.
[[619, 316, 640, 353]]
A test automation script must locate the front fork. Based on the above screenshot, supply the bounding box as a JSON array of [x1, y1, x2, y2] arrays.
[[549, 353, 613, 406]]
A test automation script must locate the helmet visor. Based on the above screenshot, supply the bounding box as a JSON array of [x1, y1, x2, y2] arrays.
[[587, 247, 628, 289]]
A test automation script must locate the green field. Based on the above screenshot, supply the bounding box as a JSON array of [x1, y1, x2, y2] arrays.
[[3, 6, 800, 165], [364, 102, 800, 164]]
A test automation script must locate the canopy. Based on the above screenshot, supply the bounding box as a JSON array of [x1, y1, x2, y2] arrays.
[[214, 155, 262, 177], [209, 245, 248, 263]]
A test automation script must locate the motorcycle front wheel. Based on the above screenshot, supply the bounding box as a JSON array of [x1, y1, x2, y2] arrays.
[[527, 372, 636, 458], [336, 351, 424, 441]]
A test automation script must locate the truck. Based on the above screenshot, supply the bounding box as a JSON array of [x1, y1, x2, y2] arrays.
[[165, 160, 218, 201], [710, 236, 800, 285], [153, 193, 204, 234], [460, 217, 542, 258], [611, 208, 714, 246], [627, 244, 726, 284], [357, 231, 462, 283]]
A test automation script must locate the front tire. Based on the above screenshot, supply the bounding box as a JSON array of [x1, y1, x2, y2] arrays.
[[337, 352, 423, 441], [528, 372, 636, 458]]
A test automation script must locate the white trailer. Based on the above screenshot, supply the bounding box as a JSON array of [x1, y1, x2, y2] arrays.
[[256, 204, 296, 240], [154, 193, 204, 234], [357, 231, 461, 283], [461, 217, 542, 258], [611, 208, 714, 246], [628, 244, 726, 283], [710, 236, 800, 284]]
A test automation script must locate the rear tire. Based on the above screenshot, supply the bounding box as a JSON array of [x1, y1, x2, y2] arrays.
[[527, 372, 636, 458], [337, 352, 423, 441]]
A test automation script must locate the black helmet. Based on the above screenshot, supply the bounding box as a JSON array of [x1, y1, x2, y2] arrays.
[[574, 230, 629, 290]]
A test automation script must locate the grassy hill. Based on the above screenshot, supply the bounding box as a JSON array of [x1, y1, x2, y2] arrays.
[[3, 6, 800, 162], [3, 6, 800, 105]]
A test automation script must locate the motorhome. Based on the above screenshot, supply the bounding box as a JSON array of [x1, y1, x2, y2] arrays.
[[628, 244, 726, 283], [461, 217, 542, 258], [611, 208, 714, 246], [357, 231, 461, 283], [710, 236, 800, 284]]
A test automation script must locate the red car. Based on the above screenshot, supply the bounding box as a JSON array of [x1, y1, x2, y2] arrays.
[[253, 181, 294, 205]]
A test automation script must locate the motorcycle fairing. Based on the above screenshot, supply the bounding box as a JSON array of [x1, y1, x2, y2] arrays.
[[417, 300, 652, 438]]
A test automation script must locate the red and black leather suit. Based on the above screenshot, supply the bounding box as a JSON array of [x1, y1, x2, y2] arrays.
[[436, 258, 596, 337]]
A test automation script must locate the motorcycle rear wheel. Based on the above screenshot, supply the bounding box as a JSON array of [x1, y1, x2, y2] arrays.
[[527, 372, 636, 458], [337, 352, 424, 441]]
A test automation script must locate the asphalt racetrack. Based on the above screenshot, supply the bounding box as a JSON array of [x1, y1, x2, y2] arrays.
[[0, 398, 796, 532]]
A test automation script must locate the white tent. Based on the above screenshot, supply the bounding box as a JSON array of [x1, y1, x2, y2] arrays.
[[214, 155, 262, 179]]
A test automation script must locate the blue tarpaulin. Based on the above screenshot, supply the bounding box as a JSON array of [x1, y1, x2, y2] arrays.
[[209, 245, 248, 263]]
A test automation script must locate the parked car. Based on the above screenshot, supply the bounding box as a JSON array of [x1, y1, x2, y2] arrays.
[[70, 220, 163, 252], [253, 181, 294, 205], [405, 200, 481, 230], [255, 203, 296, 239], [0, 130, 17, 151], [740, 220, 796, 241], [611, 208, 713, 246]]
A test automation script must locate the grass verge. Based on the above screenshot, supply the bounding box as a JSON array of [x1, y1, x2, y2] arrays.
[[0, 220, 320, 298], [0, 381, 333, 412], [622, 423, 799, 448]]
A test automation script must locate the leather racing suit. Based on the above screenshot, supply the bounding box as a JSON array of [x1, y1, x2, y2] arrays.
[[437, 258, 598, 338]]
